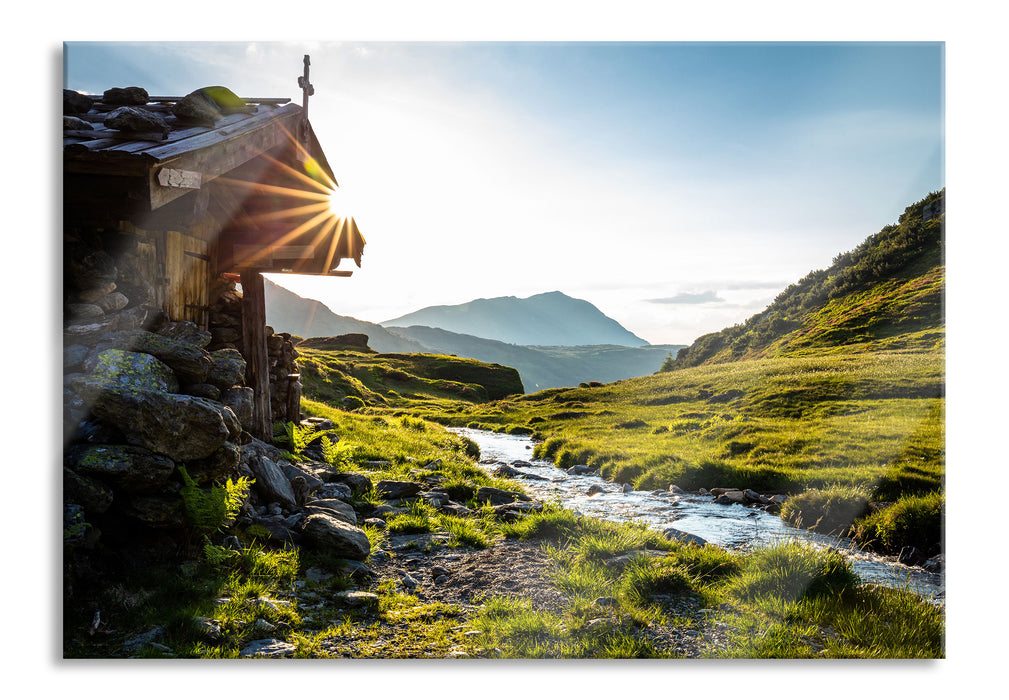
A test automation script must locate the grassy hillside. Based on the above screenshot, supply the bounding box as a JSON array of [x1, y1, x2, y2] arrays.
[[390, 324, 685, 390], [296, 336, 524, 411], [407, 192, 945, 556], [670, 190, 944, 368]]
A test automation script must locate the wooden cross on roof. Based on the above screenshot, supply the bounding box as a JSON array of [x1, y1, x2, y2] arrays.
[[297, 54, 315, 153]]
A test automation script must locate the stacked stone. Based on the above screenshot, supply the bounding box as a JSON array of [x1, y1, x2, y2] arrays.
[[206, 276, 244, 352], [266, 327, 301, 424], [63, 228, 161, 351], [63, 305, 257, 553]]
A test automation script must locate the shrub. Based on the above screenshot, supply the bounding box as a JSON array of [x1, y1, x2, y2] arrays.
[[780, 484, 871, 536], [853, 491, 943, 555], [725, 542, 858, 602]]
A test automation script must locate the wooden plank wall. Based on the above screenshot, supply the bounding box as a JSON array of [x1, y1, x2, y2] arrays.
[[165, 231, 210, 328]]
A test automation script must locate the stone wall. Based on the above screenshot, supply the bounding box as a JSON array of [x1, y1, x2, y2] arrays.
[[62, 226, 295, 561]]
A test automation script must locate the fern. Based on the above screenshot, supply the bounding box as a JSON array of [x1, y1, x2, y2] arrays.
[[282, 422, 318, 456], [321, 436, 355, 468], [178, 465, 253, 533]]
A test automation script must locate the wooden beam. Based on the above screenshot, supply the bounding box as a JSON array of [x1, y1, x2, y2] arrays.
[[240, 271, 272, 441]]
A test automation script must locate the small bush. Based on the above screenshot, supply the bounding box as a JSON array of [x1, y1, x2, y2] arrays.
[[853, 491, 943, 555], [725, 542, 858, 602], [781, 484, 871, 536]]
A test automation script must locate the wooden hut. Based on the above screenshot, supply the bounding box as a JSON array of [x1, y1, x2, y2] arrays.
[[63, 58, 364, 439]]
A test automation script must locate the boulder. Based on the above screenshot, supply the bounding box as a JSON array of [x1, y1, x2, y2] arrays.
[[207, 348, 247, 389], [117, 494, 187, 529], [249, 456, 297, 508], [68, 443, 176, 493], [375, 480, 423, 500], [156, 320, 212, 348], [90, 349, 179, 394], [476, 486, 528, 506], [301, 513, 371, 560], [186, 441, 241, 484], [586, 484, 606, 496], [221, 387, 254, 432], [104, 330, 213, 384], [63, 468, 114, 515], [304, 498, 358, 526], [84, 386, 231, 461]]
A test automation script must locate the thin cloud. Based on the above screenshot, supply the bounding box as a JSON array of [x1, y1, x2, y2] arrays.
[[647, 291, 724, 305]]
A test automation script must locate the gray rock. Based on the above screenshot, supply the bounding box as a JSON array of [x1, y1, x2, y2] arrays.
[[663, 528, 708, 546], [250, 457, 297, 508], [476, 486, 528, 506], [221, 387, 254, 432], [68, 443, 176, 492], [104, 330, 213, 384], [305, 498, 358, 526], [375, 480, 423, 499], [78, 281, 117, 303], [66, 303, 104, 319], [326, 471, 373, 494], [90, 349, 179, 394], [64, 344, 89, 371], [239, 638, 296, 659], [102, 86, 149, 105], [207, 348, 247, 389], [301, 513, 371, 561], [156, 320, 212, 348], [186, 441, 241, 484], [118, 494, 186, 529], [333, 591, 379, 607], [63, 468, 114, 515], [314, 482, 352, 501], [103, 106, 169, 136], [64, 89, 93, 115], [586, 484, 606, 496], [96, 291, 129, 313], [567, 464, 597, 476], [182, 383, 221, 400], [81, 384, 231, 461]]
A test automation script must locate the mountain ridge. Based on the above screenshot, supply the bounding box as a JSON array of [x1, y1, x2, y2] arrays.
[[380, 290, 649, 347]]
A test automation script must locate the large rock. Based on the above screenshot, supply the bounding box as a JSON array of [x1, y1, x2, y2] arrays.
[[90, 349, 179, 394], [156, 320, 212, 348], [67, 443, 176, 493], [207, 349, 246, 389], [103, 106, 169, 136], [476, 486, 528, 506], [221, 387, 254, 432], [117, 494, 186, 529], [249, 456, 297, 508], [305, 498, 357, 526], [83, 385, 231, 461], [663, 527, 708, 546], [186, 441, 241, 484], [301, 513, 370, 560], [105, 330, 213, 384], [63, 468, 114, 515], [375, 480, 423, 500]]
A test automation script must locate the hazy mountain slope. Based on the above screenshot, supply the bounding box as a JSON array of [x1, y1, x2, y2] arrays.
[[380, 291, 649, 347], [390, 324, 684, 390], [669, 190, 945, 369], [263, 278, 429, 354]]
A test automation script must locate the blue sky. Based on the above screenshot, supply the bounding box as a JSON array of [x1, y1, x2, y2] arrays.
[[64, 40, 944, 345]]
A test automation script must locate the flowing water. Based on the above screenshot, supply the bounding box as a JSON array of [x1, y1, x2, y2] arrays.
[[452, 427, 944, 603]]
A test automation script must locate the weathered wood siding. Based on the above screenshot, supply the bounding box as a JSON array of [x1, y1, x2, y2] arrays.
[[165, 230, 210, 328]]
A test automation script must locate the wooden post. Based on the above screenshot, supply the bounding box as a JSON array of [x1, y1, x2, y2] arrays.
[[240, 270, 272, 441]]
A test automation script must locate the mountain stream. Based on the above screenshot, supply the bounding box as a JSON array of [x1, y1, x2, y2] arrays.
[[452, 427, 944, 604]]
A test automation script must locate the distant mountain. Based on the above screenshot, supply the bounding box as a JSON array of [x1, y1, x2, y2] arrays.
[[380, 291, 649, 347], [389, 324, 684, 391], [263, 278, 427, 354], [668, 189, 945, 369]]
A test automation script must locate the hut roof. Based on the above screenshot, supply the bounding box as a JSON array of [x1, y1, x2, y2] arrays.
[[63, 87, 364, 276]]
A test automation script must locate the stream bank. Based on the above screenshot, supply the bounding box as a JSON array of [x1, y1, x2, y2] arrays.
[[452, 427, 945, 604]]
